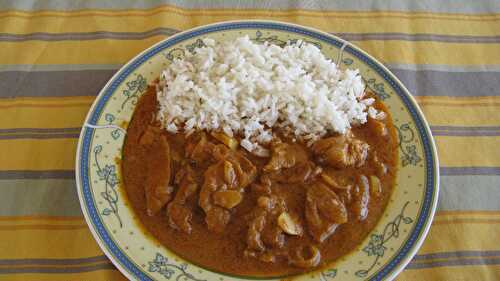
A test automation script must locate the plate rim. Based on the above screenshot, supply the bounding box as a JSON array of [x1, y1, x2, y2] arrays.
[[75, 19, 440, 281]]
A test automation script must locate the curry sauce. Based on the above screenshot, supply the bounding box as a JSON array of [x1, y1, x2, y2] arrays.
[[122, 86, 398, 277]]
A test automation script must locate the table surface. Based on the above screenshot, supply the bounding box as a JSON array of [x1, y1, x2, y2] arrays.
[[1, 1, 499, 280]]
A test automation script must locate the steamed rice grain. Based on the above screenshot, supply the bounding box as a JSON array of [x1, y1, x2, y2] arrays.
[[157, 36, 380, 152]]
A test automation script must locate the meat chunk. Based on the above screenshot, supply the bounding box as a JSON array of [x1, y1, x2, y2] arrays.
[[305, 181, 348, 242], [199, 152, 257, 233], [185, 132, 230, 164], [264, 143, 316, 183], [264, 143, 308, 172], [312, 132, 369, 169], [246, 195, 288, 255], [289, 245, 321, 268], [198, 163, 232, 233], [144, 135, 173, 216], [247, 210, 267, 251], [351, 175, 370, 221], [166, 164, 198, 234], [367, 117, 388, 137]]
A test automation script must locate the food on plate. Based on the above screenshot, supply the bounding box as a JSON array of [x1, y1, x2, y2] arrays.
[[122, 36, 398, 276]]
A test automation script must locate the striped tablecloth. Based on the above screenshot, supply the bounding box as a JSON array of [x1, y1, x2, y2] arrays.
[[1, 1, 499, 280]]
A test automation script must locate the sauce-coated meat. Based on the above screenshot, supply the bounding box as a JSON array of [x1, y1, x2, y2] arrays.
[[305, 181, 348, 242], [199, 151, 257, 233], [166, 163, 198, 233], [312, 131, 369, 169], [143, 132, 173, 216]]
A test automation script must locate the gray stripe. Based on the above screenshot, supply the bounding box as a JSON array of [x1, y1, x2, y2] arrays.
[[431, 126, 500, 136], [3, 63, 500, 73], [1, 172, 498, 217], [0, 127, 81, 133], [432, 126, 500, 131], [0, 170, 75, 179], [0, 256, 108, 266], [406, 257, 500, 269], [5, 125, 500, 139], [438, 175, 500, 211], [412, 250, 500, 261], [0, 179, 81, 216], [0, 263, 115, 274], [385, 63, 500, 73], [0, 28, 178, 42], [0, 69, 115, 98], [2, 68, 499, 98], [339, 33, 500, 44], [2, 0, 500, 14], [0, 127, 81, 139], [1, 29, 500, 44], [0, 133, 80, 140], [440, 167, 500, 175], [389, 69, 500, 97], [0, 64, 123, 72]]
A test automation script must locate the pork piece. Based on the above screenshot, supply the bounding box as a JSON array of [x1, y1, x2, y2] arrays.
[[246, 181, 307, 265], [305, 181, 348, 242], [199, 152, 257, 233], [311, 131, 369, 169], [264, 143, 316, 183], [264, 143, 308, 172], [367, 117, 388, 137], [246, 195, 289, 253], [319, 171, 355, 205], [351, 175, 370, 221], [144, 134, 173, 216], [185, 132, 230, 164], [166, 164, 198, 234]]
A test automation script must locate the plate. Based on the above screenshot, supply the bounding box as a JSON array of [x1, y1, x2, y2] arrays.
[[76, 20, 439, 281]]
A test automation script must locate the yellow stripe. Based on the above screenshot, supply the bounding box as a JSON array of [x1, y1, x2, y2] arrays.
[[2, 14, 499, 37], [0, 98, 91, 128], [1, 39, 499, 66], [0, 270, 126, 281], [0, 216, 85, 227], [435, 136, 500, 167], [415, 97, 500, 126], [398, 265, 500, 280], [0, 138, 76, 170], [421, 218, 500, 254], [0, 228, 101, 259], [434, 211, 500, 225]]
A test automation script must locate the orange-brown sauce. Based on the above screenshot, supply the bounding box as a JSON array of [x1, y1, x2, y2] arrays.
[[122, 87, 398, 277]]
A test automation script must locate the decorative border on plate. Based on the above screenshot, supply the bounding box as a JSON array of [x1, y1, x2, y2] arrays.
[[77, 21, 438, 281]]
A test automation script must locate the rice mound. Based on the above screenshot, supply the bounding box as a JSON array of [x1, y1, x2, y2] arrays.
[[157, 36, 382, 153]]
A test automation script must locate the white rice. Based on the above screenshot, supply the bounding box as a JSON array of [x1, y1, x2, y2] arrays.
[[157, 36, 381, 153]]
